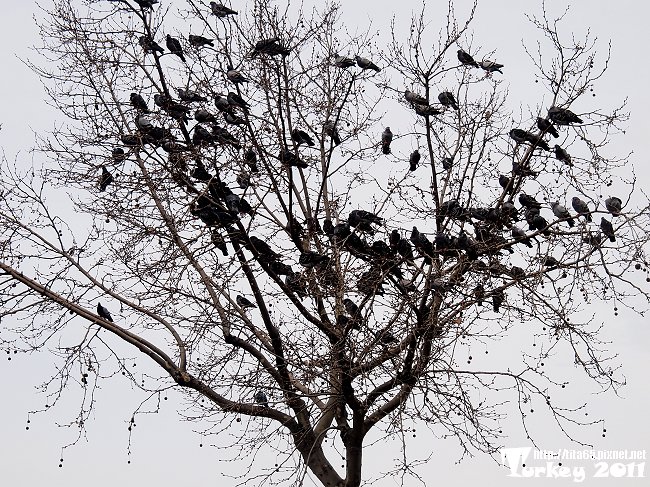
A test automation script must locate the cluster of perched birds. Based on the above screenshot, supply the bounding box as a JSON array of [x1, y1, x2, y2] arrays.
[[93, 2, 623, 393]]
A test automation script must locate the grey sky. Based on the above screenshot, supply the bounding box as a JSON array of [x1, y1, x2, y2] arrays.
[[0, 1, 649, 486]]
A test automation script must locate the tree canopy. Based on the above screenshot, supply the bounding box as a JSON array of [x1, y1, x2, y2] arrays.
[[1, 0, 648, 485]]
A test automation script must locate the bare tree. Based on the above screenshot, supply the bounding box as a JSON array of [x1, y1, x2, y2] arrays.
[[1, 0, 648, 485]]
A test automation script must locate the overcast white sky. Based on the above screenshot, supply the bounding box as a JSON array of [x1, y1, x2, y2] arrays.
[[0, 1, 649, 486]]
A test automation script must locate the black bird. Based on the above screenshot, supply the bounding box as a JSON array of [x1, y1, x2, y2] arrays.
[[343, 298, 359, 317], [510, 266, 526, 279], [249, 236, 278, 260], [551, 201, 575, 227], [511, 226, 533, 247], [544, 256, 560, 268], [499, 175, 513, 193], [99, 166, 113, 191], [473, 284, 485, 306], [285, 272, 307, 299], [355, 55, 380, 72], [188, 34, 214, 48], [252, 37, 290, 57], [96, 302, 113, 322], [254, 390, 269, 407], [268, 260, 293, 276], [502, 201, 518, 221], [413, 104, 443, 117], [348, 210, 383, 233], [236, 295, 256, 309], [139, 35, 164, 54], [381, 127, 393, 154], [165, 35, 186, 62], [236, 171, 251, 190], [112, 147, 126, 163], [519, 193, 542, 209], [210, 2, 237, 17], [211, 230, 228, 256], [291, 129, 315, 147], [224, 112, 246, 125], [548, 106, 583, 125], [299, 251, 330, 268], [130, 93, 149, 112], [195, 109, 217, 124], [492, 289, 504, 313], [438, 91, 459, 110], [214, 94, 232, 113], [571, 197, 592, 222], [479, 59, 503, 74], [554, 145, 572, 166], [226, 66, 248, 84], [441, 157, 453, 171], [178, 88, 207, 103], [531, 214, 551, 236], [537, 117, 559, 138], [404, 90, 428, 105], [605, 196, 622, 216], [192, 125, 214, 145], [227, 92, 249, 112], [279, 147, 307, 168], [323, 219, 334, 236], [324, 121, 341, 146], [409, 150, 420, 171], [212, 125, 242, 149], [191, 160, 212, 181], [333, 53, 356, 69], [134, 0, 158, 9], [457, 49, 479, 67], [244, 148, 259, 173], [510, 129, 550, 151], [600, 217, 615, 242]]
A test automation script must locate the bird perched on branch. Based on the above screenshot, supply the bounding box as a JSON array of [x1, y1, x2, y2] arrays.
[[381, 127, 393, 154], [548, 106, 583, 125], [438, 91, 459, 110], [404, 90, 428, 105], [409, 150, 420, 171], [97, 302, 113, 322], [355, 55, 380, 72], [348, 210, 383, 233], [333, 53, 355, 68], [509, 128, 550, 151], [457, 49, 479, 67], [479, 59, 503, 74], [291, 129, 315, 147], [413, 104, 442, 117], [254, 390, 269, 407], [210, 2, 237, 17], [554, 145, 572, 166], [600, 218, 616, 242], [99, 166, 114, 191], [324, 121, 341, 146], [226, 66, 248, 84], [252, 37, 290, 57], [139, 35, 164, 54], [236, 295, 256, 309], [571, 197, 592, 222], [188, 34, 214, 48], [605, 196, 622, 216], [130, 93, 149, 113], [551, 201, 575, 227], [178, 88, 207, 103], [165, 35, 186, 62], [537, 117, 559, 138]]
